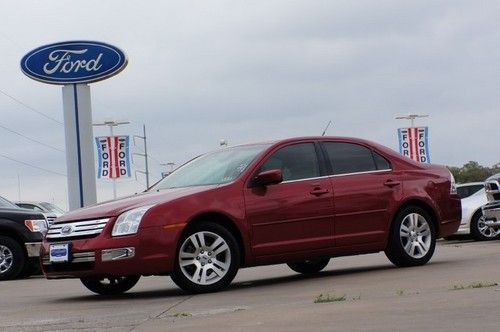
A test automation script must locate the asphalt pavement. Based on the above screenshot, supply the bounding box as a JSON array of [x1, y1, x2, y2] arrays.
[[1, 238, 500, 331]]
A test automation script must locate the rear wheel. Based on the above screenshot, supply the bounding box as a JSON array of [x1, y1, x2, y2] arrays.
[[171, 222, 240, 293], [287, 258, 330, 274], [0, 236, 25, 281], [80, 276, 140, 295], [385, 206, 436, 267], [470, 211, 500, 241]]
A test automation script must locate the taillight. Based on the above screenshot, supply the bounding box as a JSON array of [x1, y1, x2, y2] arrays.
[[449, 171, 457, 195]]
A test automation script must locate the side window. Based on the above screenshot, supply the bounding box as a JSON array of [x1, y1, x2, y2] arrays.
[[324, 142, 379, 175], [260, 143, 320, 181], [373, 151, 391, 170]]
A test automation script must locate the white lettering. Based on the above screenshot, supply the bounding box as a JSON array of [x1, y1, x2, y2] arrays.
[[43, 49, 104, 75]]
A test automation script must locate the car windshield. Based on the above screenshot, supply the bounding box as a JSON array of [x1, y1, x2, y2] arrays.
[[151, 144, 269, 190], [0, 196, 20, 209], [40, 202, 65, 214]]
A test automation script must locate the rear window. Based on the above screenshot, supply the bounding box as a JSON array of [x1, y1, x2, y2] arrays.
[[457, 185, 484, 199]]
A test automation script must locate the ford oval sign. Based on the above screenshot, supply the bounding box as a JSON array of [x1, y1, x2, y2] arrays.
[[20, 41, 127, 84]]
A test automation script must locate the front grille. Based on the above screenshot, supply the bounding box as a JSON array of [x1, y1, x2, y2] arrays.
[[42, 251, 96, 264], [42, 251, 96, 273], [47, 218, 109, 240], [46, 216, 56, 225], [43, 262, 95, 273]]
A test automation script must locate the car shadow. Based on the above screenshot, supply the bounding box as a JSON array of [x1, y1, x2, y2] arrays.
[[46, 260, 452, 303]]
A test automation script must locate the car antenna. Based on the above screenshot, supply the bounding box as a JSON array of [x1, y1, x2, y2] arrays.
[[321, 120, 332, 136]]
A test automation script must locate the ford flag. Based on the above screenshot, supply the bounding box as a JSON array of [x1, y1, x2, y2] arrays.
[[95, 136, 132, 179], [397, 127, 430, 163]]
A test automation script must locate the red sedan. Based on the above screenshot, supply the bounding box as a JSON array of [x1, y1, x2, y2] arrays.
[[42, 137, 461, 295]]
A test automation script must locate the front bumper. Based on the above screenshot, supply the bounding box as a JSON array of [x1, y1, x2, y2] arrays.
[[41, 225, 179, 279], [482, 202, 500, 230]]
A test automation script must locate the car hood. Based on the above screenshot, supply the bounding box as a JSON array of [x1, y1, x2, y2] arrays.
[[56, 185, 218, 222]]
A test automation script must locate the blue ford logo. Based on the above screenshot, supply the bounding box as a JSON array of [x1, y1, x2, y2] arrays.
[[60, 225, 74, 235], [20, 41, 128, 84]]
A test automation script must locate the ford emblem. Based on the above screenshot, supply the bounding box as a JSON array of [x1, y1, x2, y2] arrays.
[[20, 41, 128, 85], [60, 225, 74, 236]]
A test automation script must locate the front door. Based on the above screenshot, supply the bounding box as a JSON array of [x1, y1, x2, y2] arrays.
[[244, 142, 334, 256]]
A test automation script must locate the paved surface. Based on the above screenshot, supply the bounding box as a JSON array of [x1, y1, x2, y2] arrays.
[[1, 239, 500, 331]]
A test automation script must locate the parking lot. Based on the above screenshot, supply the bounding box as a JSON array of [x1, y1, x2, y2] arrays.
[[1, 239, 500, 332]]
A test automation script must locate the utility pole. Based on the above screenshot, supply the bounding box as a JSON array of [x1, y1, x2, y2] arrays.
[[395, 113, 429, 128], [92, 119, 130, 199], [134, 125, 150, 189]]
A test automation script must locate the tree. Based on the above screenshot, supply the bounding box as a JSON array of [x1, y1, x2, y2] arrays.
[[448, 161, 500, 183]]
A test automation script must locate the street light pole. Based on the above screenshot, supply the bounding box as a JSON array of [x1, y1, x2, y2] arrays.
[[93, 119, 130, 199], [395, 113, 429, 128]]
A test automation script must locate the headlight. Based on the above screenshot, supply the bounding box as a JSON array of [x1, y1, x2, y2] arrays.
[[25, 219, 48, 235], [112, 205, 154, 237]]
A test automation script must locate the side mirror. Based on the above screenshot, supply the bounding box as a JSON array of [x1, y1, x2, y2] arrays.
[[254, 169, 283, 186]]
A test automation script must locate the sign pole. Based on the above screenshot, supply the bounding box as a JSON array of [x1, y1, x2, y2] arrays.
[[62, 84, 97, 209]]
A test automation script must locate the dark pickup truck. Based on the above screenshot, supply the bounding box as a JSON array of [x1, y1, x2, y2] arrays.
[[0, 196, 48, 280]]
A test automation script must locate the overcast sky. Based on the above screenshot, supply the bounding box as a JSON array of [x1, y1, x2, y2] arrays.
[[0, 0, 499, 209]]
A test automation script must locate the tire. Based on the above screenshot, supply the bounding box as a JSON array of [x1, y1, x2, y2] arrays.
[[18, 259, 41, 279], [0, 236, 25, 281], [385, 206, 436, 267], [80, 276, 140, 295], [470, 210, 500, 241], [170, 222, 240, 294], [287, 258, 330, 274]]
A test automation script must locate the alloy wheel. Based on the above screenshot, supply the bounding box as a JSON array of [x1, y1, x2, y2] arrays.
[[178, 231, 231, 285], [0, 245, 13, 274], [477, 215, 500, 239], [399, 213, 432, 259]]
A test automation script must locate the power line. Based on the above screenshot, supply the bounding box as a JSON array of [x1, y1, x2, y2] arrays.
[[0, 88, 63, 125], [0, 153, 66, 177], [0, 123, 65, 153]]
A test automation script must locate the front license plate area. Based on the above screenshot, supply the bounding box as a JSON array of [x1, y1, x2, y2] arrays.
[[49, 243, 70, 263]]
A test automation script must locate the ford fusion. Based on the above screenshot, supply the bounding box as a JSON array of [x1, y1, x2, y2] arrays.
[[42, 137, 461, 295]]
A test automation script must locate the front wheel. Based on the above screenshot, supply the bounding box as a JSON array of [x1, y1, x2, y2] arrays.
[[170, 222, 240, 293], [287, 258, 330, 274], [385, 206, 436, 267], [0, 236, 25, 281], [470, 211, 500, 241], [80, 276, 140, 295]]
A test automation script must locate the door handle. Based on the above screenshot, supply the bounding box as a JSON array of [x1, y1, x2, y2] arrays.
[[310, 188, 330, 196], [384, 180, 401, 187]]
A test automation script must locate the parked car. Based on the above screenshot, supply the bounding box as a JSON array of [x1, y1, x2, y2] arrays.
[[0, 196, 48, 280], [41, 136, 461, 295], [451, 183, 497, 240], [14, 201, 65, 224]]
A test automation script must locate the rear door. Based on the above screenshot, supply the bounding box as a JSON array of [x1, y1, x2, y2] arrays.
[[244, 142, 334, 256], [321, 141, 400, 247]]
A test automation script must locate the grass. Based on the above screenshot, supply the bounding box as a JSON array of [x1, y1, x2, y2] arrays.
[[172, 312, 192, 318], [314, 293, 346, 303], [450, 281, 498, 291]]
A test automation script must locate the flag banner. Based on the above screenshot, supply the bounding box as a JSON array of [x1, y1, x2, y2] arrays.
[[397, 127, 430, 163], [95, 136, 132, 178]]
